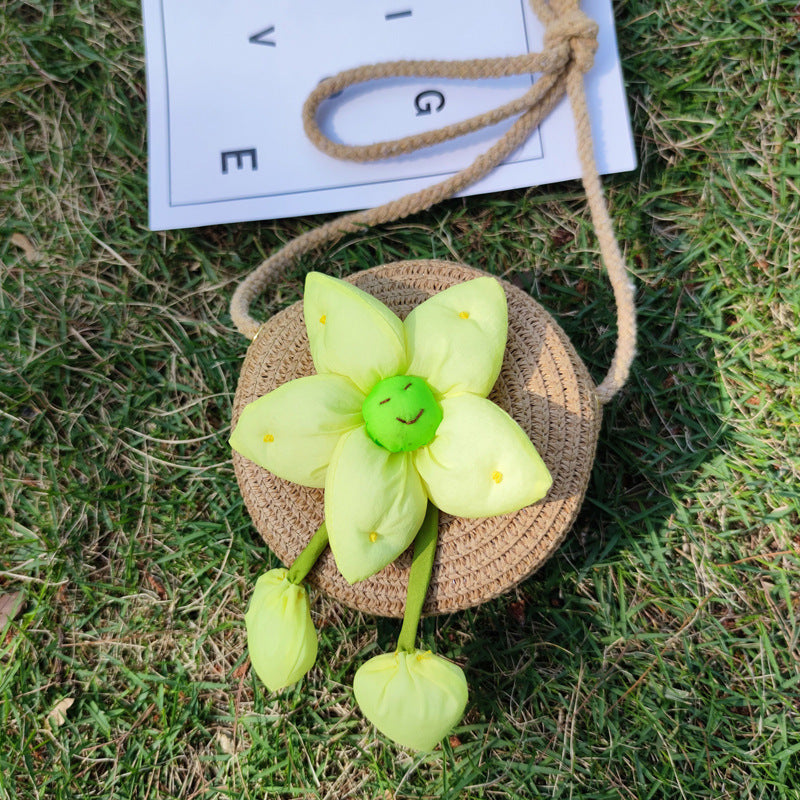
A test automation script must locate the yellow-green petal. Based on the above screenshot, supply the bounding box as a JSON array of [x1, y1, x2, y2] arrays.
[[324, 426, 427, 584], [245, 569, 318, 692], [304, 272, 407, 394], [353, 650, 468, 751], [413, 393, 552, 517], [229, 374, 364, 488], [404, 277, 507, 397]]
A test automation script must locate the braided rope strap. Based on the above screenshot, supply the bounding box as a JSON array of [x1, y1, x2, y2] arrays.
[[230, 0, 636, 404]]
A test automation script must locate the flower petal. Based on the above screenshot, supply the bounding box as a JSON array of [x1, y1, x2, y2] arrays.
[[304, 272, 407, 393], [354, 650, 468, 751], [230, 374, 364, 488], [414, 394, 552, 517], [404, 277, 507, 397], [324, 426, 427, 583], [245, 569, 318, 692]]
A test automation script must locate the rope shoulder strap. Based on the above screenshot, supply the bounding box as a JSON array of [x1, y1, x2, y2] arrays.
[[230, 0, 636, 404]]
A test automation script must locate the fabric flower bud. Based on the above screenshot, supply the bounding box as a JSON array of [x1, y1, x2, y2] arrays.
[[353, 649, 468, 751], [245, 568, 318, 692]]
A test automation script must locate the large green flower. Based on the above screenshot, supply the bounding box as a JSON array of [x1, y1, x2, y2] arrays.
[[230, 272, 551, 584]]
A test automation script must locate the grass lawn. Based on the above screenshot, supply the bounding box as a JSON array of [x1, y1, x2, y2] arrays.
[[2, 1, 799, 798]]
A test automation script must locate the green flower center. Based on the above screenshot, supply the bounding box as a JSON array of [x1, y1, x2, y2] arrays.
[[362, 375, 443, 453]]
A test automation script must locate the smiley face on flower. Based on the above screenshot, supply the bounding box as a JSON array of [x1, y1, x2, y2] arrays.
[[230, 272, 552, 584]]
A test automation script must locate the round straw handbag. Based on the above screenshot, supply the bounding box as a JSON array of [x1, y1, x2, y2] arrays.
[[229, 0, 636, 618]]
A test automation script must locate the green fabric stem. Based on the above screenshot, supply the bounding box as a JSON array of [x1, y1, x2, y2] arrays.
[[396, 503, 439, 654], [287, 522, 329, 584]]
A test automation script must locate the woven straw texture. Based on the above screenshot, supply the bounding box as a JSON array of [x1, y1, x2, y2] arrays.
[[232, 261, 601, 617]]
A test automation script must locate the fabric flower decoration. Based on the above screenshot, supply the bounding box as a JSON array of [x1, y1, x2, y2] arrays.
[[245, 568, 318, 691], [353, 649, 468, 751], [230, 272, 552, 584]]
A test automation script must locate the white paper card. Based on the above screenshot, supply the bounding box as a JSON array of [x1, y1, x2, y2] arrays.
[[142, 0, 635, 230]]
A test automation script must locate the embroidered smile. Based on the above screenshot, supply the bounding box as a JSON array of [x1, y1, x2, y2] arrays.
[[396, 409, 424, 425]]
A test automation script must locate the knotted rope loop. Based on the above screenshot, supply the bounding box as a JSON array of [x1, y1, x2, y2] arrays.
[[302, 50, 571, 163], [544, 16, 599, 73], [543, 8, 599, 74], [230, 0, 636, 403]]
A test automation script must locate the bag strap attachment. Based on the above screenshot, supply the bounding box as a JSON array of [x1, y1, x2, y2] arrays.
[[230, 0, 636, 404]]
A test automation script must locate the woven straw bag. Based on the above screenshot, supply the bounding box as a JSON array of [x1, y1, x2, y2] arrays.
[[229, 0, 635, 618]]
